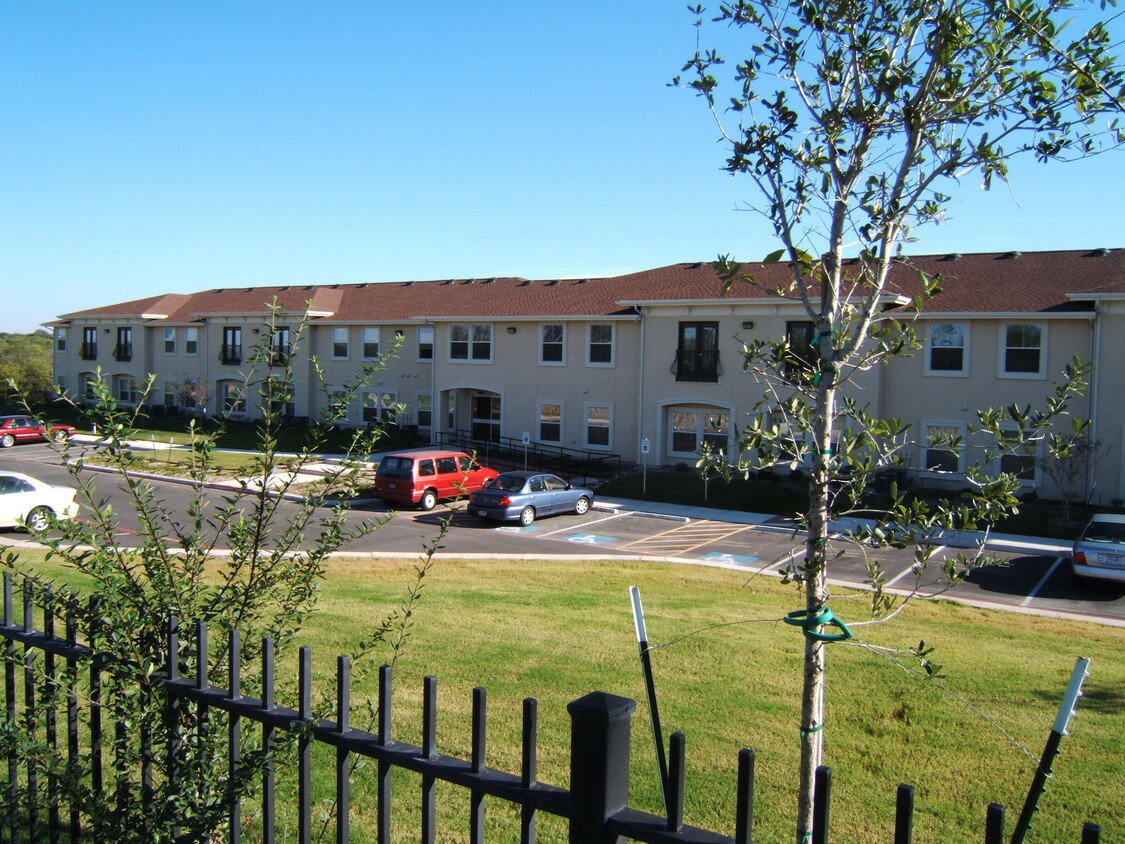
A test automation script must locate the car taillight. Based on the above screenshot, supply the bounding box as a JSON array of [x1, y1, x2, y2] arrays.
[[1073, 551, 1087, 564], [499, 496, 511, 506]]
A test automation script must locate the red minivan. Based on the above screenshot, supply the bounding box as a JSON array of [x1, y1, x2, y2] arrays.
[[374, 450, 498, 510]]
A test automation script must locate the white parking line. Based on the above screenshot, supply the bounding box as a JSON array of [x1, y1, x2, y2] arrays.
[[1022, 556, 1066, 607], [536, 510, 633, 537], [882, 547, 947, 588]]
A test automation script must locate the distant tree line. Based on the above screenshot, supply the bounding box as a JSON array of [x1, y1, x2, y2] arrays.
[[0, 330, 54, 407]]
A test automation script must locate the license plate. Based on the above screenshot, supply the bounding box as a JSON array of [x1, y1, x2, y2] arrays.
[[478, 510, 487, 517], [1100, 553, 1125, 567], [387, 482, 396, 489]]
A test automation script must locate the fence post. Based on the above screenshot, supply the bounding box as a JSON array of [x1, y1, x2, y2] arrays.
[[567, 691, 636, 844]]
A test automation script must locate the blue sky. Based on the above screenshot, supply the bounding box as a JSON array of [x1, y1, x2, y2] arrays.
[[2, 2, 1122, 334]]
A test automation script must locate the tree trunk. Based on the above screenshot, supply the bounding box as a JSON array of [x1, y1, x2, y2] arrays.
[[796, 377, 835, 840]]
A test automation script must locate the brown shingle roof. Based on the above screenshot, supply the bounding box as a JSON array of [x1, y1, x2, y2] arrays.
[[54, 249, 1125, 324]]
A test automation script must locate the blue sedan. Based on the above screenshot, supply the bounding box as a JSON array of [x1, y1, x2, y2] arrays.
[[468, 471, 594, 526]]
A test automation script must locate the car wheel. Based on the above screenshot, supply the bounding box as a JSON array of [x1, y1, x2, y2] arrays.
[[25, 506, 54, 533], [419, 490, 438, 511], [52, 429, 70, 443], [0, 434, 14, 448], [518, 506, 536, 526], [574, 496, 591, 516]]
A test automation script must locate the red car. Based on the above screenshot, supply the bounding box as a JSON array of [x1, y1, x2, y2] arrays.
[[0, 416, 77, 449]]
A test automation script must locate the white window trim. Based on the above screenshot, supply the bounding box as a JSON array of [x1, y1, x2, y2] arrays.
[[583, 402, 613, 450], [919, 420, 968, 476], [539, 324, 566, 366], [537, 400, 564, 443], [586, 323, 615, 367], [924, 322, 970, 377], [417, 326, 435, 361], [998, 322, 1048, 380], [363, 327, 381, 360], [184, 327, 199, 356], [667, 406, 732, 458], [162, 328, 176, 356], [331, 327, 350, 360], [996, 425, 1042, 487], [449, 323, 494, 364]]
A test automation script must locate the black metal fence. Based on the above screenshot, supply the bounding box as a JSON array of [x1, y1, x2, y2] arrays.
[[0, 574, 1103, 844]]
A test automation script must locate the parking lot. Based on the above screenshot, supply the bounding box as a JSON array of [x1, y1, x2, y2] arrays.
[[404, 504, 1125, 625], [2, 440, 1123, 626]]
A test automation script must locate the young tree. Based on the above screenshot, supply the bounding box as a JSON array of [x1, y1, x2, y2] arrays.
[[677, 1, 1123, 837], [0, 331, 53, 405], [1, 310, 436, 842]]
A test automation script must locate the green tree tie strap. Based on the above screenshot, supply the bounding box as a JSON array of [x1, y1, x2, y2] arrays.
[[783, 607, 853, 642]]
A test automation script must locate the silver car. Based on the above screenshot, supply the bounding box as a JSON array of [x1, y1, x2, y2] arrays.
[[0, 471, 80, 532], [469, 471, 594, 526], [1070, 513, 1125, 585]]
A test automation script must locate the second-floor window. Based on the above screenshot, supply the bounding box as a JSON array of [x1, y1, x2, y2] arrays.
[[541, 325, 564, 364], [588, 324, 614, 365], [363, 327, 380, 359], [675, 322, 720, 382], [418, 326, 434, 360], [185, 327, 199, 355], [55, 328, 67, 352], [270, 326, 291, 366], [81, 328, 97, 360], [332, 327, 349, 359], [450, 324, 492, 361], [926, 323, 967, 374], [164, 328, 176, 355], [1002, 323, 1044, 377], [221, 327, 242, 365], [114, 328, 133, 362]]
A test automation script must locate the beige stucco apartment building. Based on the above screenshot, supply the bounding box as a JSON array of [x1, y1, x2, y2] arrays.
[[50, 249, 1125, 505]]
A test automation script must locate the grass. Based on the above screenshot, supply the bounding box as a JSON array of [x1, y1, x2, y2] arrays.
[[8, 547, 1123, 843]]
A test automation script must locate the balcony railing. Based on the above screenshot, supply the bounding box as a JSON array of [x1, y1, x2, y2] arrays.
[[219, 344, 242, 365], [113, 343, 133, 362], [673, 349, 721, 382], [267, 345, 292, 367], [79, 343, 98, 360]]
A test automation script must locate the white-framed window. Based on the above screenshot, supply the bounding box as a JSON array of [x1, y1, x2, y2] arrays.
[[669, 408, 730, 456], [363, 390, 398, 423], [163, 328, 176, 355], [416, 394, 432, 430], [221, 381, 247, 414], [587, 324, 614, 365], [325, 386, 349, 421], [363, 327, 380, 359], [998, 428, 1040, 485], [538, 401, 562, 443], [540, 325, 565, 364], [585, 403, 612, 448], [55, 327, 67, 353], [184, 327, 199, 355], [921, 421, 966, 473], [450, 324, 492, 362], [163, 380, 177, 407], [418, 326, 434, 360], [925, 323, 968, 375], [332, 327, 349, 359], [1000, 323, 1046, 378]]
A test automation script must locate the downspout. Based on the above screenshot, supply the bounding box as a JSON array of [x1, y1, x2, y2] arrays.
[[428, 321, 437, 445], [637, 307, 646, 466], [1087, 309, 1101, 505]]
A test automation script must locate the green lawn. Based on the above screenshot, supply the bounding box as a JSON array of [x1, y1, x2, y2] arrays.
[[8, 547, 1122, 843]]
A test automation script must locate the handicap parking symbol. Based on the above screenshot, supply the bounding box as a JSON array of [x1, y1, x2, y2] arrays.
[[565, 534, 616, 545], [702, 551, 760, 567]]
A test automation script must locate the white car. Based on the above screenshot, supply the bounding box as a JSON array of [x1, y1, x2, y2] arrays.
[[1070, 513, 1125, 585], [0, 471, 80, 532]]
